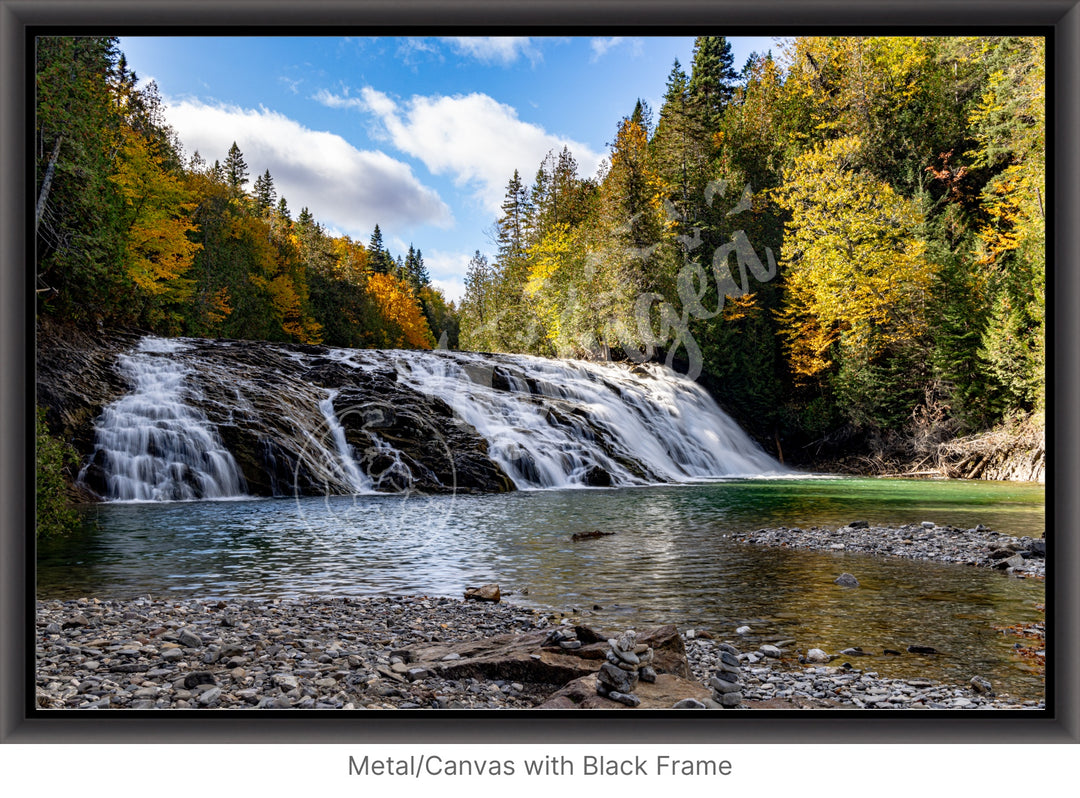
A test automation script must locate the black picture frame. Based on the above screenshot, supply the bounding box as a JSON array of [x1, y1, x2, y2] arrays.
[[3, 0, 1077, 744]]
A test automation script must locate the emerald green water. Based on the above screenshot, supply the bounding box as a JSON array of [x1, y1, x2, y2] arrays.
[[656, 476, 1045, 537], [38, 477, 1046, 700]]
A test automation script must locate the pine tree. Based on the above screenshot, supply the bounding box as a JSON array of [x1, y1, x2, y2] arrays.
[[652, 58, 707, 220], [688, 36, 739, 134], [224, 141, 248, 190], [630, 98, 653, 137], [460, 250, 496, 350], [253, 169, 275, 210], [403, 245, 429, 292], [368, 224, 394, 274]]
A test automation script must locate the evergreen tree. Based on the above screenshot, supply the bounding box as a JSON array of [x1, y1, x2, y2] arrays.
[[253, 169, 275, 210], [35, 35, 127, 321], [224, 141, 248, 190], [688, 36, 739, 135], [403, 245, 429, 292], [368, 224, 394, 274], [460, 250, 496, 351], [651, 58, 707, 221]]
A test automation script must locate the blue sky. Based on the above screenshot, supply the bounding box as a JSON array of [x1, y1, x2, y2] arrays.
[[117, 35, 778, 302]]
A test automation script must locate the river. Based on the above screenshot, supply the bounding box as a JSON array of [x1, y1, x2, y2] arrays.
[[37, 476, 1046, 700]]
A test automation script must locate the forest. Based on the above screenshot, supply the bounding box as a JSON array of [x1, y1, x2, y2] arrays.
[[36, 35, 1045, 477]]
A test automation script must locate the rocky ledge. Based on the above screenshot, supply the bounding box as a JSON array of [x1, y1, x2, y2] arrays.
[[731, 521, 1045, 578], [35, 593, 1042, 711]]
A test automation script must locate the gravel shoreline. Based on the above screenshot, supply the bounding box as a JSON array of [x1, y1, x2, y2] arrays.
[[35, 524, 1045, 711], [731, 521, 1046, 579]]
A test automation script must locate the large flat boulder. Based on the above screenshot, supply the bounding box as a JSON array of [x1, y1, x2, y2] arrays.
[[397, 624, 691, 690]]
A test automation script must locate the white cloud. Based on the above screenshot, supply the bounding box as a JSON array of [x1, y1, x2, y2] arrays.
[[424, 249, 477, 304], [164, 99, 452, 236], [590, 37, 644, 62], [394, 37, 442, 67], [328, 88, 604, 216], [431, 277, 466, 305], [440, 37, 539, 66]]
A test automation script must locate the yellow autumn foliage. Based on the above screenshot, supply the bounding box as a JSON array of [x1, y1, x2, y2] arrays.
[[367, 272, 435, 349], [110, 128, 200, 303], [775, 136, 934, 382]]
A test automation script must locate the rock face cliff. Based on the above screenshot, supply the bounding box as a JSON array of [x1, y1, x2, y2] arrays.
[[36, 327, 785, 502], [37, 327, 515, 499]]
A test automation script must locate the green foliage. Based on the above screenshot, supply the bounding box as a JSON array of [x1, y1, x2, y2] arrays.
[[36, 34, 1043, 463], [459, 33, 1044, 458], [36, 407, 78, 538], [35, 36, 129, 323]]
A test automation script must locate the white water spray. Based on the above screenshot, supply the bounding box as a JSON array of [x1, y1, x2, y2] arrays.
[[83, 338, 246, 501], [336, 348, 788, 490]]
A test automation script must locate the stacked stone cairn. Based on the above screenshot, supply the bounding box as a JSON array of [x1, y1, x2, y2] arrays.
[[595, 630, 656, 707], [709, 643, 743, 707], [545, 626, 582, 650]]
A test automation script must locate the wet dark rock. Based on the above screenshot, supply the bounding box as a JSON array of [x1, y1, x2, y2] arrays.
[[38, 332, 517, 500], [907, 645, 939, 655], [571, 529, 615, 541], [177, 628, 203, 648], [672, 698, 707, 709], [993, 555, 1026, 570], [834, 573, 860, 587], [183, 671, 217, 689], [582, 465, 613, 487]]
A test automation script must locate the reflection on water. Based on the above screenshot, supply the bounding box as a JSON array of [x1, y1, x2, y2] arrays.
[[37, 478, 1045, 699]]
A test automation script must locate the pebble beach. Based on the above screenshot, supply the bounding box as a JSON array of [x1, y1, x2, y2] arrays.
[[35, 522, 1046, 711]]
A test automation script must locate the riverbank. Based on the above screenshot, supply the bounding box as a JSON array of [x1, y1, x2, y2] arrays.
[[34, 595, 1043, 710], [730, 521, 1045, 578], [797, 412, 1045, 484], [36, 515, 1045, 711]]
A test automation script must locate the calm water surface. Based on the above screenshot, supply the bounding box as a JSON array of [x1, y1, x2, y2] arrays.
[[38, 478, 1046, 699]]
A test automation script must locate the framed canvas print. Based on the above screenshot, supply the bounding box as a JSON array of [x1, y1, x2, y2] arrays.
[[4, 0, 1078, 749]]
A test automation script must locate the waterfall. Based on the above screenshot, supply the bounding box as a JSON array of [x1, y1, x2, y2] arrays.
[[82, 338, 246, 501], [325, 348, 787, 490], [81, 336, 787, 501], [386, 350, 786, 489], [317, 392, 373, 494]]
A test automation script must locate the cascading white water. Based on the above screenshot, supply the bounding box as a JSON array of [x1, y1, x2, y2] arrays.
[[86, 337, 785, 500], [84, 338, 246, 501], [331, 348, 788, 490], [317, 392, 373, 494]]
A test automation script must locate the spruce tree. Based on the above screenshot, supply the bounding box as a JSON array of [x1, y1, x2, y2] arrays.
[[224, 142, 248, 190], [688, 36, 738, 133], [253, 169, 275, 210]]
